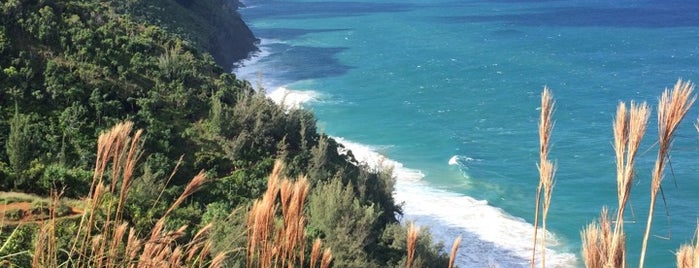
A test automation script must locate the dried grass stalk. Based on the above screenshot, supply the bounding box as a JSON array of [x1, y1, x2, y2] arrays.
[[533, 87, 555, 268], [310, 239, 323, 268], [320, 248, 333, 268], [581, 208, 624, 268], [676, 224, 699, 268], [246, 160, 328, 268], [406, 222, 419, 268], [448, 235, 462, 268], [605, 101, 650, 267], [640, 79, 696, 268], [36, 121, 219, 268], [539, 159, 556, 267]]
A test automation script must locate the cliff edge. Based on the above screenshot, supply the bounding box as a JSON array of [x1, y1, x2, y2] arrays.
[[125, 0, 258, 71]]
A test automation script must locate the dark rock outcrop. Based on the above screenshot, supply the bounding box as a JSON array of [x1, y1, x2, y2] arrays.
[[126, 0, 259, 71], [207, 0, 259, 70]]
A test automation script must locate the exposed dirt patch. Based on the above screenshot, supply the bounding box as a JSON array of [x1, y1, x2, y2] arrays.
[[0, 201, 82, 224]]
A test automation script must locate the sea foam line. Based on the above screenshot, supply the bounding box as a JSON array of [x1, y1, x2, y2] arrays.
[[334, 138, 577, 268], [232, 38, 319, 110]]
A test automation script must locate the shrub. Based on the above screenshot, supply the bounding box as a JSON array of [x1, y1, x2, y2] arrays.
[[3, 208, 23, 221]]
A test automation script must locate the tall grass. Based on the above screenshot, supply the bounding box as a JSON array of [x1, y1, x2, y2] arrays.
[[581, 101, 650, 267], [245, 160, 332, 268], [406, 222, 419, 268], [8, 122, 339, 267], [532, 87, 556, 267], [676, 224, 699, 268], [448, 235, 462, 268], [639, 80, 696, 268], [571, 80, 695, 268], [31, 121, 225, 268]]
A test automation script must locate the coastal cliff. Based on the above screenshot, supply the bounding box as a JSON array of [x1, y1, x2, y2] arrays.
[[124, 0, 258, 70]]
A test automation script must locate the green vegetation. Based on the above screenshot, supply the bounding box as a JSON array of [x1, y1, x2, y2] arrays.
[[0, 0, 451, 266], [115, 0, 258, 70]]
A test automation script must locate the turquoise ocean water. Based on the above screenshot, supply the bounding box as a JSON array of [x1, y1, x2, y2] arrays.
[[234, 1, 699, 267]]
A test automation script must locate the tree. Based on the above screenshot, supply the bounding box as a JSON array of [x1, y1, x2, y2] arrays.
[[6, 111, 34, 188], [307, 179, 381, 267]]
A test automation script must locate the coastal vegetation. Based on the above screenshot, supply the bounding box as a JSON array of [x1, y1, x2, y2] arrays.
[[0, 0, 451, 266]]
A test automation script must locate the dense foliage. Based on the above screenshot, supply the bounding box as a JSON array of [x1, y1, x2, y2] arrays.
[[0, 0, 450, 266]]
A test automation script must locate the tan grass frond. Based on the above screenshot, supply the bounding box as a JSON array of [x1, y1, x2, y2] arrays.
[[582, 220, 602, 268], [33, 190, 63, 267], [247, 170, 281, 268], [70, 121, 141, 266], [539, 86, 555, 162], [170, 246, 183, 266], [199, 241, 213, 267], [677, 245, 695, 268], [533, 87, 556, 268], [676, 224, 699, 268], [406, 222, 419, 268], [280, 179, 293, 222], [186, 223, 213, 253], [185, 244, 203, 264], [581, 208, 624, 268], [606, 101, 650, 266], [163, 172, 208, 220], [613, 102, 629, 206], [320, 248, 333, 268], [540, 161, 556, 216], [108, 222, 129, 265], [640, 79, 696, 268], [310, 239, 323, 268], [539, 159, 556, 268], [116, 128, 144, 223], [125, 228, 141, 264], [210, 252, 227, 268], [448, 235, 462, 268], [246, 164, 321, 268], [34, 122, 222, 268], [91, 234, 104, 266], [32, 223, 52, 267]]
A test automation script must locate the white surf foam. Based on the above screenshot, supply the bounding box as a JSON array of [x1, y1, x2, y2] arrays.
[[336, 139, 577, 268], [448, 155, 459, 165], [267, 87, 318, 110], [232, 39, 318, 110], [333, 137, 424, 182], [449, 155, 477, 166]]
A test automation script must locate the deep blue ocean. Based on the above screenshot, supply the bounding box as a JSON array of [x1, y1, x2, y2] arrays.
[[234, 0, 699, 267]]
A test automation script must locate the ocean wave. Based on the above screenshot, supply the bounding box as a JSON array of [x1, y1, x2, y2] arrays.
[[232, 39, 318, 110], [336, 139, 577, 268], [448, 155, 477, 166], [333, 137, 424, 182], [267, 87, 318, 110]]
